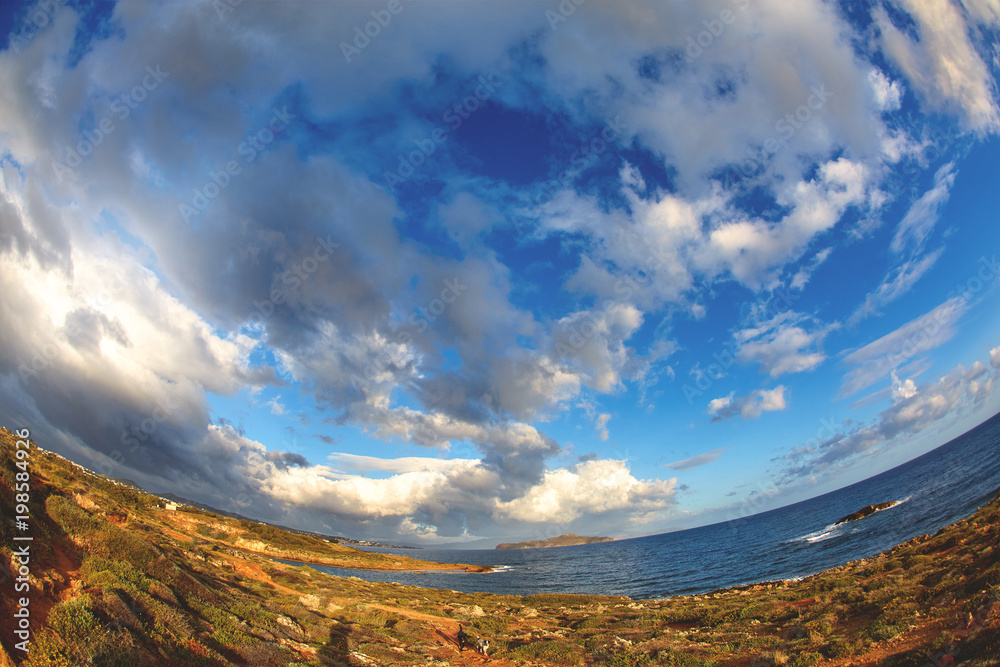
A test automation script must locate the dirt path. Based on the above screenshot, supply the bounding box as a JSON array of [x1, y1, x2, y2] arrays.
[[214, 552, 305, 597]]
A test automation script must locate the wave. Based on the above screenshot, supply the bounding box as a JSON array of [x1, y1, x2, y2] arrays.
[[789, 495, 914, 545], [487, 565, 516, 573], [791, 524, 842, 544]]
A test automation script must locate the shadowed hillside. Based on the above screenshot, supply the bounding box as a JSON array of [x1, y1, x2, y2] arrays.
[[2, 426, 998, 666]]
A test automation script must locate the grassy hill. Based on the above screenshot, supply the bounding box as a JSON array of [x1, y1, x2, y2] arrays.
[[1, 426, 998, 666]]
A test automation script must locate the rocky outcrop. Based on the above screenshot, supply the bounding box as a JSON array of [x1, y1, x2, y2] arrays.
[[834, 501, 899, 525]]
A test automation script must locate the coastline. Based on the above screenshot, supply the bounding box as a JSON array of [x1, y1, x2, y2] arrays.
[[3, 429, 1000, 665]]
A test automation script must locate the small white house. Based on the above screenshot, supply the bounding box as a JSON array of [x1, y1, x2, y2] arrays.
[[164, 501, 178, 511]]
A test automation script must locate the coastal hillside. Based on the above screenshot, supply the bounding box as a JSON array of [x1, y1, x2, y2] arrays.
[[496, 534, 614, 549], [2, 428, 998, 666]]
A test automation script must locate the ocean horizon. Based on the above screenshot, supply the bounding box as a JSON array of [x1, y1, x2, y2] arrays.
[[291, 410, 1000, 599]]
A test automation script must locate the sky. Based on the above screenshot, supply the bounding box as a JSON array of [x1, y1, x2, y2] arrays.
[[1, 0, 999, 546]]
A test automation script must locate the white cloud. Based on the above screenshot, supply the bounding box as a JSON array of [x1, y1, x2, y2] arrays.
[[991, 346, 1000, 368], [876, 1, 999, 132], [890, 370, 918, 402], [736, 313, 835, 377], [849, 247, 945, 325], [595, 412, 611, 441], [778, 351, 999, 482], [839, 296, 968, 398], [961, 0, 1000, 24], [790, 247, 833, 291], [890, 163, 956, 255], [550, 303, 645, 393], [869, 69, 903, 112], [267, 395, 285, 415], [708, 386, 788, 422], [699, 159, 872, 290], [495, 459, 677, 525], [327, 453, 478, 475]]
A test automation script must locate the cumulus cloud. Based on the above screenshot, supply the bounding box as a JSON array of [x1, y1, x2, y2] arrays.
[[708, 386, 788, 422], [869, 69, 903, 112], [495, 460, 677, 525], [736, 312, 835, 377], [890, 370, 918, 402], [327, 453, 479, 475], [262, 456, 677, 538]]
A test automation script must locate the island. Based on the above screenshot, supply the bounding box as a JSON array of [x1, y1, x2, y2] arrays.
[[834, 500, 900, 525], [495, 533, 614, 549]]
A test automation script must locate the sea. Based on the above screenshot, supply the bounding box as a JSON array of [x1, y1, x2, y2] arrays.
[[293, 411, 1000, 600]]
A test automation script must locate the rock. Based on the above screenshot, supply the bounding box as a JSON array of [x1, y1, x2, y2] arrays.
[[298, 594, 321, 610], [455, 604, 486, 618], [276, 615, 301, 633], [834, 501, 899, 525]]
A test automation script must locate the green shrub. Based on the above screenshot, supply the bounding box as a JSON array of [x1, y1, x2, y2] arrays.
[[604, 649, 654, 666], [82, 557, 151, 594], [868, 619, 904, 642], [48, 597, 100, 645], [45, 495, 105, 536], [822, 638, 858, 658], [509, 640, 583, 665], [472, 614, 509, 635], [789, 651, 822, 667], [351, 604, 392, 628]]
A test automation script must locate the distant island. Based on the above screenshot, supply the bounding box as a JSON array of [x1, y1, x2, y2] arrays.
[[496, 533, 613, 549], [834, 500, 900, 525]]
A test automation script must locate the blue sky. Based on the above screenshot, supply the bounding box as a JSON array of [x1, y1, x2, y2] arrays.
[[1, 0, 999, 544]]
